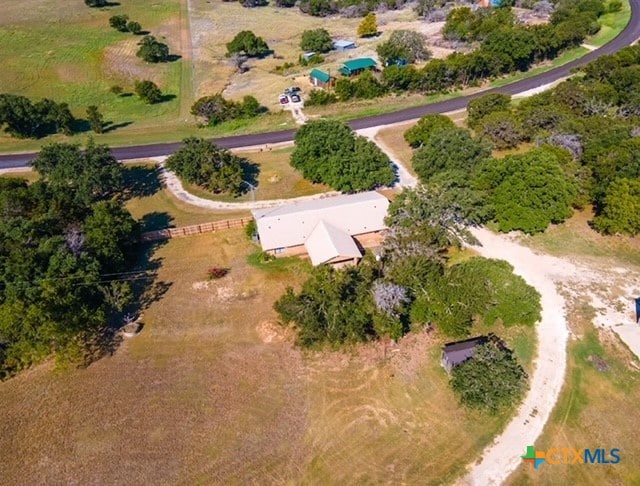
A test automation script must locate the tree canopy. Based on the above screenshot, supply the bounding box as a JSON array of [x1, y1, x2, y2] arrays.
[[165, 137, 246, 195], [593, 178, 640, 235], [376, 30, 431, 65], [291, 119, 395, 192], [226, 30, 270, 57], [134, 80, 163, 104], [300, 28, 333, 53], [0, 142, 139, 378], [411, 127, 491, 184], [136, 36, 170, 63], [0, 94, 75, 139], [404, 114, 455, 148], [191, 94, 266, 126], [478, 148, 577, 233], [30, 140, 124, 208], [357, 13, 378, 38], [451, 340, 527, 412]]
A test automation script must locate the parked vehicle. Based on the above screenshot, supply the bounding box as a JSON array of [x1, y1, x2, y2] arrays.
[[290, 94, 301, 103], [289, 86, 301, 93], [279, 95, 289, 104]]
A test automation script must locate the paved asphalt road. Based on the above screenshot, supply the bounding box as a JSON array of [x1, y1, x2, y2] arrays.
[[1, 0, 639, 169]]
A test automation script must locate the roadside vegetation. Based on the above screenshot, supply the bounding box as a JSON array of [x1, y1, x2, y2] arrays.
[[291, 119, 395, 192], [401, 43, 640, 237]]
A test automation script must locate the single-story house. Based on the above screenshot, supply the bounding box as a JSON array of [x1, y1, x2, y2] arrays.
[[339, 57, 377, 76], [251, 191, 389, 267], [309, 68, 335, 89], [333, 39, 356, 51], [441, 336, 488, 373]]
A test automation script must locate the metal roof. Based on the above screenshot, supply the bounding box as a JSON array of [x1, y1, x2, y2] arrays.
[[333, 39, 356, 48], [252, 191, 389, 251], [342, 58, 377, 72], [442, 337, 487, 367], [310, 68, 330, 83], [304, 221, 362, 266]]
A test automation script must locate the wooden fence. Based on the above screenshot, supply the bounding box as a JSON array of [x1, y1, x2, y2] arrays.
[[141, 217, 253, 242]]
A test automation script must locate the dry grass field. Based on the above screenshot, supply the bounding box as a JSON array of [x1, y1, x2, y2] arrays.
[[0, 218, 537, 483], [189, 2, 445, 109]]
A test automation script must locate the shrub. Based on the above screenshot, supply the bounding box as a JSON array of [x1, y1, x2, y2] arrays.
[[136, 36, 170, 63], [134, 80, 163, 104], [127, 21, 143, 35], [305, 89, 337, 106], [207, 267, 229, 279], [109, 15, 129, 32]]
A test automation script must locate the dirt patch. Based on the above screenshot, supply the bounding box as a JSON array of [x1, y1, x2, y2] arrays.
[[256, 320, 292, 343]]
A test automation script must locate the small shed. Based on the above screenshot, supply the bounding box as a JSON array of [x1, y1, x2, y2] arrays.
[[339, 58, 377, 76], [333, 39, 356, 51], [441, 336, 487, 373], [309, 68, 334, 89]]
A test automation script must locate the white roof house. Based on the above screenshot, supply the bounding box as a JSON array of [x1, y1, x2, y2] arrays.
[[251, 191, 389, 265], [304, 221, 362, 266]]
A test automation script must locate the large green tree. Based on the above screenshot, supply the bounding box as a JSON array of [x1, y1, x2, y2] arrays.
[[274, 259, 380, 347], [478, 147, 577, 233], [404, 114, 455, 148], [291, 119, 395, 192], [30, 140, 124, 208], [226, 30, 269, 57], [411, 126, 491, 183], [300, 28, 333, 53], [376, 30, 431, 65], [0, 142, 139, 378], [136, 36, 170, 63], [467, 93, 512, 129], [451, 341, 527, 412], [593, 178, 640, 235], [165, 138, 245, 195]]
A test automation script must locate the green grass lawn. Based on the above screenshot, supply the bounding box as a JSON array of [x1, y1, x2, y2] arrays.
[[0, 0, 185, 151], [178, 147, 331, 203]]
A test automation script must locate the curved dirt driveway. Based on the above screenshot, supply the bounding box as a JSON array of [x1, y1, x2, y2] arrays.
[[459, 228, 573, 485]]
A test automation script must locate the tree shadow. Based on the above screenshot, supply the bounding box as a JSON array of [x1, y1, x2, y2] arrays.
[[119, 92, 134, 98], [87, 239, 171, 364], [70, 118, 92, 134], [240, 159, 260, 194], [122, 164, 162, 199], [103, 121, 133, 133], [140, 211, 175, 232], [159, 93, 177, 103], [166, 54, 182, 62]]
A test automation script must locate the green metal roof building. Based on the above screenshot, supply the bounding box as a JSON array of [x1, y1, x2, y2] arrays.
[[310, 68, 331, 83], [339, 58, 377, 76]]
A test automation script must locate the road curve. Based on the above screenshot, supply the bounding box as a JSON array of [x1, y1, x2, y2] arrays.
[[1, 0, 639, 168]]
